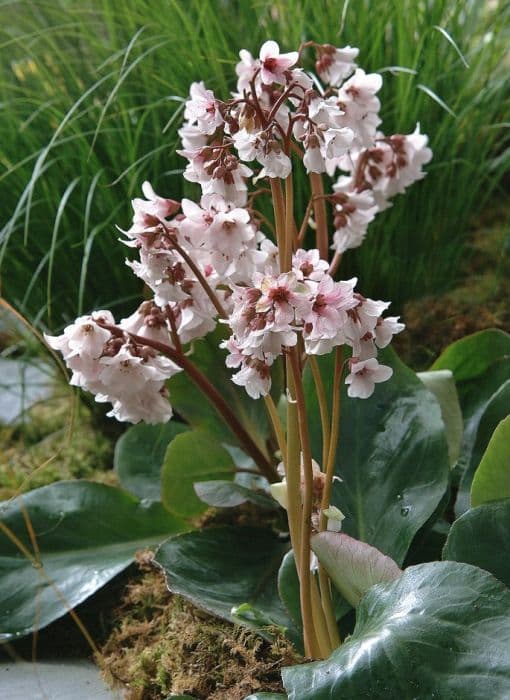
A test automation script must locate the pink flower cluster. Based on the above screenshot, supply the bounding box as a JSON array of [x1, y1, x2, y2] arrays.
[[45, 309, 181, 423], [178, 40, 431, 253], [223, 248, 403, 398], [46, 39, 427, 424]]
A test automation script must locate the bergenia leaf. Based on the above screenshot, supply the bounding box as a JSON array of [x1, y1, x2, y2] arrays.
[[0, 481, 188, 640], [283, 562, 510, 699], [114, 421, 188, 501], [470, 415, 510, 507], [161, 430, 235, 518], [311, 531, 402, 607], [443, 499, 510, 588], [431, 329, 510, 382]]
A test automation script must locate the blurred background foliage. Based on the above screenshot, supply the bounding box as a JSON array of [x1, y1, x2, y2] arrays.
[[1, 0, 509, 330]]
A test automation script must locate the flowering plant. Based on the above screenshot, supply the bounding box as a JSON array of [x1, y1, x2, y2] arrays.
[[45, 39, 434, 660]]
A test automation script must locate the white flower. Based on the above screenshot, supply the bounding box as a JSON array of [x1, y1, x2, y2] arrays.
[[316, 45, 359, 87], [235, 49, 260, 92], [259, 40, 299, 85], [184, 81, 224, 135], [292, 248, 329, 282], [345, 358, 393, 398], [231, 358, 272, 399], [374, 316, 405, 348], [331, 180, 379, 253], [337, 69, 383, 147], [120, 301, 171, 346], [303, 142, 326, 174]]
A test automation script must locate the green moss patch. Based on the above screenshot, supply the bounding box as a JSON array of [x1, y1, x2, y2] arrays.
[[0, 391, 116, 500], [99, 552, 301, 700]]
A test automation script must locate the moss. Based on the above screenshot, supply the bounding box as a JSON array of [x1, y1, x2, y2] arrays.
[[99, 552, 302, 699], [0, 388, 117, 500]]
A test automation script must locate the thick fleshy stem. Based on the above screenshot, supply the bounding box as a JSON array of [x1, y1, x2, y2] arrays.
[[289, 348, 333, 659], [97, 322, 277, 483], [285, 356, 318, 658]]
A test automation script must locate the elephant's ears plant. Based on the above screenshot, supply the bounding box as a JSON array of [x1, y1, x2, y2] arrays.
[[36, 39, 510, 698], [46, 40, 430, 660]]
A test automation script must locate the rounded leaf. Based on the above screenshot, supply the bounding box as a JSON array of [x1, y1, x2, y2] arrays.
[[443, 499, 510, 587], [161, 430, 235, 518], [283, 562, 510, 699], [471, 416, 510, 507], [431, 328, 510, 382], [114, 422, 188, 501], [154, 526, 292, 631], [0, 481, 188, 640]]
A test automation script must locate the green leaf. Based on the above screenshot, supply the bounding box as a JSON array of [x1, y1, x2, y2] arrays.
[[471, 416, 510, 506], [0, 481, 188, 640], [168, 328, 272, 450], [283, 562, 510, 699], [304, 348, 449, 565], [114, 422, 188, 501], [154, 526, 292, 631], [431, 328, 510, 381], [194, 480, 277, 509], [161, 430, 235, 518], [417, 369, 463, 466], [244, 695, 286, 699], [277, 550, 301, 631], [443, 500, 510, 587], [311, 532, 402, 608], [455, 363, 510, 514]]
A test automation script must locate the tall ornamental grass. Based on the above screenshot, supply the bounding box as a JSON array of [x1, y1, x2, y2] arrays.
[[1, 0, 509, 328]]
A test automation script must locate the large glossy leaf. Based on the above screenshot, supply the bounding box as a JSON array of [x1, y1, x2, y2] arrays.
[[304, 348, 449, 565], [168, 328, 273, 450], [0, 481, 188, 640], [114, 422, 188, 501], [431, 328, 510, 381], [470, 416, 510, 506], [161, 430, 235, 518], [443, 500, 510, 587], [244, 695, 286, 699], [430, 331, 510, 514], [283, 562, 510, 699], [455, 372, 510, 514], [154, 526, 292, 631], [311, 532, 402, 607]]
